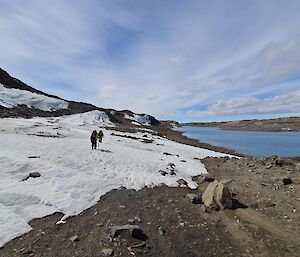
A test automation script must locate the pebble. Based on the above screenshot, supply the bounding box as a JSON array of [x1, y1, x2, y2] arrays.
[[101, 248, 114, 256]]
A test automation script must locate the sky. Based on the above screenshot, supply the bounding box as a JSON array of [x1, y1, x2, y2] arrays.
[[0, 0, 300, 122]]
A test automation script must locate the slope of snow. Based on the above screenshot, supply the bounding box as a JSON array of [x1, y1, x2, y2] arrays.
[[55, 110, 113, 126], [0, 115, 232, 247], [124, 113, 151, 126], [0, 84, 68, 111]]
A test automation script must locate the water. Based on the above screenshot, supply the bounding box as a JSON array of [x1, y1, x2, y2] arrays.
[[176, 126, 300, 157]]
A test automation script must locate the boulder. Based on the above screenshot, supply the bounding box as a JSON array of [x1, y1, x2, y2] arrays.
[[202, 180, 233, 210]]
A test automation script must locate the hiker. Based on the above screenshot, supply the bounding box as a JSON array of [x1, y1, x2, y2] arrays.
[[90, 130, 97, 150], [98, 130, 104, 146]]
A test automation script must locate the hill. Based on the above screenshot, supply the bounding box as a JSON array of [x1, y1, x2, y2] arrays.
[[0, 68, 159, 126], [182, 116, 300, 132]]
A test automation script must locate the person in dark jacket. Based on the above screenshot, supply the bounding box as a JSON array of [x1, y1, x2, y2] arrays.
[[98, 130, 104, 146], [90, 130, 97, 150]]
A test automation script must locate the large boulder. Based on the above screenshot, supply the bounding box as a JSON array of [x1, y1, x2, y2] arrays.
[[202, 180, 233, 210]]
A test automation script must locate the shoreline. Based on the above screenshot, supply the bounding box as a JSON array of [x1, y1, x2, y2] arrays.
[[151, 125, 245, 157]]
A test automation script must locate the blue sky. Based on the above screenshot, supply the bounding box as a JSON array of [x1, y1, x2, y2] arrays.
[[0, 0, 300, 121]]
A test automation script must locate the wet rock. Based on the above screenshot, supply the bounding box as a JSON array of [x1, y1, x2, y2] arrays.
[[186, 193, 201, 204], [177, 179, 188, 187], [202, 180, 233, 210], [283, 178, 292, 185], [101, 248, 114, 256]]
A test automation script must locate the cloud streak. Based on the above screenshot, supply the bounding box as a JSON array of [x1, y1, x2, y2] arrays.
[[0, 0, 300, 121]]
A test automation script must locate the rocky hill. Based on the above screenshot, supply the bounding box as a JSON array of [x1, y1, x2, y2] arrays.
[[183, 116, 300, 132], [0, 68, 159, 126]]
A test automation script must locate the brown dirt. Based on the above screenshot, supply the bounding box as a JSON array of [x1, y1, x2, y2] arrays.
[[1, 155, 299, 257]]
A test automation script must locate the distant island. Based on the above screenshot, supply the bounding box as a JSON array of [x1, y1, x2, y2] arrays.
[[181, 116, 300, 132]]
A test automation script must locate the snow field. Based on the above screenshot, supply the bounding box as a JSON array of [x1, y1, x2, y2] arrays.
[[0, 112, 231, 247], [0, 84, 68, 111]]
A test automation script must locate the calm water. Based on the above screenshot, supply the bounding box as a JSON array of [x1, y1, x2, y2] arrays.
[[176, 126, 300, 157]]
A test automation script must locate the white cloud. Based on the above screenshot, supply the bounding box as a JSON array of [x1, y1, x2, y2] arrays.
[[188, 89, 300, 117], [0, 0, 300, 119]]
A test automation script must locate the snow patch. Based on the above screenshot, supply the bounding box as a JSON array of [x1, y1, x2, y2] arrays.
[[0, 84, 68, 111], [124, 113, 151, 126], [56, 110, 113, 126]]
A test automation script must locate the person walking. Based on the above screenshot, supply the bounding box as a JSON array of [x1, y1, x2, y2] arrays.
[[98, 130, 104, 147], [90, 130, 97, 150]]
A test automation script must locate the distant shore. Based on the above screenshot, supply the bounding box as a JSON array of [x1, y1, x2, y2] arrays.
[[181, 116, 300, 132]]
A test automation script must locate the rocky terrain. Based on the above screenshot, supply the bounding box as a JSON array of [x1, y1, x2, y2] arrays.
[[0, 155, 299, 257], [183, 116, 300, 132]]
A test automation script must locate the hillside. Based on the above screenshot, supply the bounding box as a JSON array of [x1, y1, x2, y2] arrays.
[[0, 68, 159, 126], [183, 116, 300, 132]]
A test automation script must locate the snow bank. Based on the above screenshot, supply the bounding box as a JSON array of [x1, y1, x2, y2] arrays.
[[0, 115, 231, 247], [0, 84, 68, 111], [56, 110, 113, 126], [124, 113, 151, 126]]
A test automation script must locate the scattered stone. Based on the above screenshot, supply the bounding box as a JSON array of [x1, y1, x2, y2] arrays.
[[109, 225, 147, 241], [28, 156, 40, 159], [70, 235, 79, 242], [167, 163, 176, 168], [186, 193, 201, 204], [275, 158, 284, 166], [23, 250, 33, 255], [202, 180, 233, 210], [170, 170, 177, 176], [266, 164, 273, 169], [157, 226, 165, 236], [180, 160, 187, 162], [101, 248, 114, 256], [159, 170, 168, 176], [179, 221, 185, 226], [128, 219, 135, 223], [177, 179, 188, 187], [283, 178, 292, 185]]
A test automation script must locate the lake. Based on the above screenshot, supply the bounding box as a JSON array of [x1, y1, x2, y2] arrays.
[[175, 126, 300, 157]]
